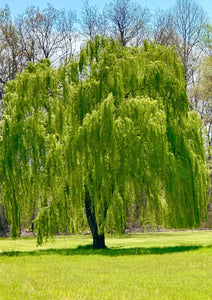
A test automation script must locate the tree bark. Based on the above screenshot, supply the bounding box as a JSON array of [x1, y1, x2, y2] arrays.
[[84, 186, 106, 249], [0, 205, 9, 236]]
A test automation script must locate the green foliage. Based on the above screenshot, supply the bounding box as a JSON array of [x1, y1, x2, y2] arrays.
[[0, 60, 70, 237], [66, 37, 208, 234], [0, 37, 209, 244]]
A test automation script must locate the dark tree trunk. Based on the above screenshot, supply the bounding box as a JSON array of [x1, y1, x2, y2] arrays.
[[85, 186, 106, 249], [0, 205, 9, 236], [19, 212, 21, 236]]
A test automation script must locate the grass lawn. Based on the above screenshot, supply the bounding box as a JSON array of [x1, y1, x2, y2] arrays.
[[0, 231, 212, 299]]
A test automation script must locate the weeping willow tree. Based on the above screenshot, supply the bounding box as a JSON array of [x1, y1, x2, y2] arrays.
[[0, 60, 71, 238], [0, 37, 209, 248]]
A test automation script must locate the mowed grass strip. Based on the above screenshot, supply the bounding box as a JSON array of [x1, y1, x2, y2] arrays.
[[0, 231, 212, 299]]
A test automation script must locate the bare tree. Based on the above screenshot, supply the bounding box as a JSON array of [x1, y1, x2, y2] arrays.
[[80, 0, 108, 42], [59, 9, 78, 61], [105, 0, 150, 46], [0, 5, 25, 98], [153, 9, 179, 47], [16, 4, 77, 66], [173, 0, 207, 87]]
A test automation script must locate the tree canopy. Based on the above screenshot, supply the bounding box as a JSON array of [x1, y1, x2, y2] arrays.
[[0, 37, 209, 248]]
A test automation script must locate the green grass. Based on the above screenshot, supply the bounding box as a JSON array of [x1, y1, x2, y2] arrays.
[[0, 231, 212, 299]]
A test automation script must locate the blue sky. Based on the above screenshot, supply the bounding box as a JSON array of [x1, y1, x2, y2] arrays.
[[1, 0, 212, 19]]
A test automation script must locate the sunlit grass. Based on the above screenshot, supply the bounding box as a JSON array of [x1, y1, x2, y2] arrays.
[[0, 231, 212, 299]]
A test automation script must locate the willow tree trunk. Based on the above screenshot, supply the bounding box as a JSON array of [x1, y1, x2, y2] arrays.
[[0, 205, 9, 236], [85, 186, 106, 249]]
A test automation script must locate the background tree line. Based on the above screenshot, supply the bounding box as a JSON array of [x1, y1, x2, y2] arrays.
[[0, 0, 211, 235]]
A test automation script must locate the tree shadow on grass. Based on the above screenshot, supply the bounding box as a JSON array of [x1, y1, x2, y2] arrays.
[[1, 244, 211, 257]]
